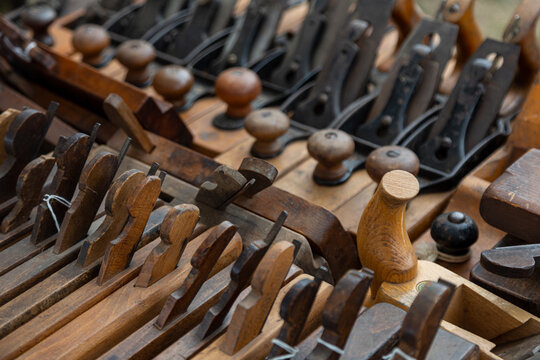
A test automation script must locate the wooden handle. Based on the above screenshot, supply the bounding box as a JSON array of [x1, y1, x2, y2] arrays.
[[357, 170, 419, 296], [0, 109, 20, 164], [1, 155, 54, 234], [221, 241, 296, 355], [76, 169, 146, 268], [307, 269, 373, 360], [54, 151, 119, 254], [392, 279, 455, 360], [103, 93, 155, 153], [268, 277, 321, 359], [154, 221, 238, 328], [195, 165, 247, 208], [97, 174, 162, 284], [30, 132, 92, 245], [196, 230, 280, 339], [135, 204, 200, 288]]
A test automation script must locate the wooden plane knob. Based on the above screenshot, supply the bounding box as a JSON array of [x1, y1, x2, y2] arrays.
[[116, 40, 156, 87], [357, 170, 419, 296], [21, 4, 56, 47], [72, 24, 111, 68], [431, 212, 478, 263], [308, 130, 354, 183], [153, 65, 194, 108], [213, 67, 262, 129], [244, 108, 289, 158], [366, 146, 420, 183]]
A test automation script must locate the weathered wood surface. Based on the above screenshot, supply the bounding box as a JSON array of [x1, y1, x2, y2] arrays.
[[102, 264, 302, 360], [0, 216, 105, 338], [471, 237, 540, 316], [103, 145, 336, 280], [1, 155, 54, 235], [221, 241, 296, 355], [30, 131, 92, 245], [97, 173, 162, 284], [376, 260, 540, 356], [480, 149, 540, 244], [103, 93, 155, 153], [0, 108, 20, 163], [306, 269, 373, 360], [267, 277, 321, 359], [0, 205, 168, 341], [77, 169, 146, 267], [154, 222, 238, 324], [19, 228, 242, 360], [53, 151, 119, 253], [341, 302, 480, 360], [0, 215, 170, 360], [135, 204, 200, 288], [154, 274, 332, 360], [0, 108, 52, 203]]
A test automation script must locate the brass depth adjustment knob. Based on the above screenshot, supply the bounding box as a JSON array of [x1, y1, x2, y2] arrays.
[[431, 211, 479, 263], [72, 24, 112, 68], [21, 4, 57, 47], [357, 170, 420, 295], [116, 40, 156, 88], [308, 129, 355, 185], [213, 67, 262, 130], [366, 145, 420, 183], [153, 65, 194, 108], [244, 109, 289, 158]]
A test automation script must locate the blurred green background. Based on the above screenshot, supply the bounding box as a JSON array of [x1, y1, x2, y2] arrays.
[[1, 0, 539, 39]]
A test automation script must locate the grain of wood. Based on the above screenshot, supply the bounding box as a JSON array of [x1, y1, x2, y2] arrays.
[[357, 170, 419, 295]]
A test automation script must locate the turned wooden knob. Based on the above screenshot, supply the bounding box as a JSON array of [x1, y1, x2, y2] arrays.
[[245, 109, 289, 158], [214, 67, 261, 121], [153, 65, 194, 108], [21, 4, 57, 47], [431, 211, 478, 263], [357, 170, 419, 295], [116, 40, 156, 87], [366, 146, 420, 183], [308, 129, 354, 183], [72, 24, 111, 68]]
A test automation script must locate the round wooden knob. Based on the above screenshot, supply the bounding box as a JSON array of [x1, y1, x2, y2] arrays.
[[72, 25, 111, 68], [431, 211, 478, 263], [153, 65, 194, 108], [215, 67, 262, 119], [366, 146, 420, 183], [116, 40, 156, 87], [21, 4, 57, 47], [245, 109, 289, 158], [308, 129, 354, 184]]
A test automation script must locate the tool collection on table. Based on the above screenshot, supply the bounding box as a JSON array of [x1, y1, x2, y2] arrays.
[[0, 0, 538, 359]]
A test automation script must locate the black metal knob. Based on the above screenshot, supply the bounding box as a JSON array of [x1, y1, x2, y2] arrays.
[[430, 211, 478, 263]]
